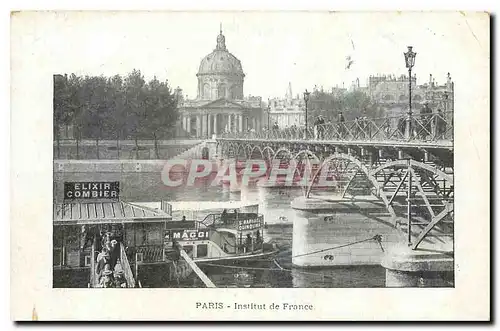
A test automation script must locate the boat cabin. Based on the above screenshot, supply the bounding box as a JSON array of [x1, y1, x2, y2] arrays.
[[161, 202, 266, 261], [53, 200, 182, 287]]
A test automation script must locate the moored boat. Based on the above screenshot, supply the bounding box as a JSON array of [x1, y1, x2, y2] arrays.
[[161, 201, 280, 265], [53, 200, 179, 288], [53, 198, 278, 288]]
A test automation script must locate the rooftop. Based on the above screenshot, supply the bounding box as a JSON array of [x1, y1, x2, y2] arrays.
[[53, 201, 172, 225]]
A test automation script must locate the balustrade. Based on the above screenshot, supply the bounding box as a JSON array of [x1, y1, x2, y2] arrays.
[[219, 112, 453, 143]]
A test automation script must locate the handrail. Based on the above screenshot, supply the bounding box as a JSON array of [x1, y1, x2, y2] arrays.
[[218, 111, 454, 143], [127, 245, 164, 263], [119, 243, 136, 288], [198, 212, 262, 228], [89, 237, 96, 287]]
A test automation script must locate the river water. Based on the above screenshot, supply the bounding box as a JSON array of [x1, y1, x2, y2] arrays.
[[54, 172, 386, 288]]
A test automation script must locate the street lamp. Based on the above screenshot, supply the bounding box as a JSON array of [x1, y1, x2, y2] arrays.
[[303, 90, 311, 139], [404, 46, 416, 139], [403, 46, 416, 247]]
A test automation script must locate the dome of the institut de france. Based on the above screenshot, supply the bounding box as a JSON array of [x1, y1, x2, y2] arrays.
[[196, 27, 245, 100]]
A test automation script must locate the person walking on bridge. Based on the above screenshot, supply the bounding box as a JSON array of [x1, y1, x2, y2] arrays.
[[317, 115, 325, 139], [435, 108, 446, 139], [338, 112, 345, 139], [313, 117, 320, 140], [420, 102, 433, 140]]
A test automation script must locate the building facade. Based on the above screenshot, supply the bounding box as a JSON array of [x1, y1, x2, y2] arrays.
[[367, 73, 454, 112], [177, 28, 263, 138], [267, 83, 305, 129], [368, 74, 423, 104]]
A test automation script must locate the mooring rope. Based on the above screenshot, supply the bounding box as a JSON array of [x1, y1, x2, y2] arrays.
[[197, 262, 282, 272], [197, 261, 336, 280], [271, 259, 335, 279], [292, 234, 384, 259]]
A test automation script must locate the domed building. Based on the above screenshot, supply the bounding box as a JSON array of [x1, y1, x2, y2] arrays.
[[177, 27, 263, 138]]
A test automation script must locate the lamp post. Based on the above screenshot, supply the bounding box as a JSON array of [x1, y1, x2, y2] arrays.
[[403, 46, 416, 246], [404, 46, 416, 140], [303, 90, 311, 139]]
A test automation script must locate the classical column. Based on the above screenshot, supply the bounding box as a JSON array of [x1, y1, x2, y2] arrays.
[[227, 114, 232, 133], [207, 114, 212, 136], [186, 115, 191, 135], [196, 114, 202, 138], [256, 118, 261, 131], [238, 114, 243, 132], [182, 115, 187, 131], [208, 114, 211, 136], [252, 117, 256, 130], [213, 114, 218, 135], [202, 114, 207, 138]]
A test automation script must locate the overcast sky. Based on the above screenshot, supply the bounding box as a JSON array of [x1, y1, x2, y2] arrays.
[[30, 11, 488, 100]]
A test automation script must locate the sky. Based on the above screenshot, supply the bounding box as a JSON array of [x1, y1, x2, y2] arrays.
[[22, 11, 489, 100]]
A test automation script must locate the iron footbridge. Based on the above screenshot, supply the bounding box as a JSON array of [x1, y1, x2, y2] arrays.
[[216, 112, 454, 250]]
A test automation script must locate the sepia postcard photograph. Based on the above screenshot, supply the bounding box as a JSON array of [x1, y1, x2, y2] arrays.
[[10, 10, 490, 321]]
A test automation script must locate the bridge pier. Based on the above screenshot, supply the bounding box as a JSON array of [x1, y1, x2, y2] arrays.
[[381, 246, 454, 287], [290, 196, 404, 268]]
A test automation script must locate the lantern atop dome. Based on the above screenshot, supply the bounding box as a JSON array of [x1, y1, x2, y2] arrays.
[[216, 23, 226, 51]]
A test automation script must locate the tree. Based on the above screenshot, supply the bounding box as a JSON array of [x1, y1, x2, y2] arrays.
[[53, 70, 180, 139], [143, 76, 179, 139], [308, 89, 384, 122], [53, 74, 70, 137]]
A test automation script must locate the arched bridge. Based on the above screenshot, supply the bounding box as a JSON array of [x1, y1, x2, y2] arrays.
[[216, 112, 454, 250]]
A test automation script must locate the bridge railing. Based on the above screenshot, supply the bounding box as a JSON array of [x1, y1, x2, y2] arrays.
[[219, 111, 453, 143], [53, 137, 206, 160]]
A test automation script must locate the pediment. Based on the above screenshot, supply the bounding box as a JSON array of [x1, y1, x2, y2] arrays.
[[202, 98, 245, 109]]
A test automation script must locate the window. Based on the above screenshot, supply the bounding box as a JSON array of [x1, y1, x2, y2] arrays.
[[146, 224, 162, 245], [134, 224, 146, 246], [197, 244, 208, 258], [217, 84, 226, 98], [65, 225, 80, 250], [136, 252, 144, 263], [124, 224, 135, 247], [203, 84, 210, 99], [53, 226, 64, 248], [53, 248, 62, 266], [84, 255, 92, 266], [183, 245, 194, 257]]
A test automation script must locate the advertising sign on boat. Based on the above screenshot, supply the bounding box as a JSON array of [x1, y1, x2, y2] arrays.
[[165, 230, 210, 241], [237, 217, 263, 231]]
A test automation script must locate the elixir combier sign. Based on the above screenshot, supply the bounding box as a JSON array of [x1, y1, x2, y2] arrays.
[[64, 181, 120, 201]]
